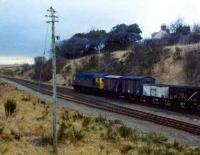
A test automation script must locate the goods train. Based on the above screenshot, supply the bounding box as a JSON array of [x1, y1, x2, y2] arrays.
[[72, 72, 200, 112]]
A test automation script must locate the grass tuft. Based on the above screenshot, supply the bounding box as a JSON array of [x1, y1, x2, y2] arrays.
[[120, 144, 133, 154], [58, 122, 67, 142], [4, 99, 16, 117], [66, 127, 85, 143], [118, 125, 132, 139], [21, 95, 31, 102]]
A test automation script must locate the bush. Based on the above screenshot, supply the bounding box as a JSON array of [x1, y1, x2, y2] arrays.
[[172, 140, 184, 152], [138, 144, 153, 155], [72, 112, 84, 121], [66, 127, 85, 143], [62, 110, 69, 121], [58, 122, 67, 142], [41, 134, 52, 145], [173, 47, 182, 60], [82, 117, 91, 128], [101, 126, 119, 142], [95, 115, 106, 125], [4, 100, 16, 117], [118, 126, 133, 139], [120, 145, 133, 154]]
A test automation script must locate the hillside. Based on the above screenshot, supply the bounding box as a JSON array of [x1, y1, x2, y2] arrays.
[[14, 43, 200, 87], [153, 43, 200, 85], [51, 43, 200, 86]]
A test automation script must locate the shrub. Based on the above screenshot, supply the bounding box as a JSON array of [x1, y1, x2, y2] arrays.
[[58, 122, 67, 142], [172, 140, 184, 152], [95, 115, 106, 125], [72, 112, 84, 121], [173, 47, 182, 60], [62, 110, 70, 121], [101, 126, 118, 142], [4, 100, 16, 117], [82, 117, 91, 128], [118, 126, 132, 138], [138, 144, 153, 155], [120, 145, 133, 154], [66, 127, 85, 143], [41, 134, 52, 145], [40, 100, 46, 105]]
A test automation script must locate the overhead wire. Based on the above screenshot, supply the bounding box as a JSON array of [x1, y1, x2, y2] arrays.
[[37, 23, 49, 94]]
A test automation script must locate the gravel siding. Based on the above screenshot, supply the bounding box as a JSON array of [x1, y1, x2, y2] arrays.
[[1, 78, 200, 147]]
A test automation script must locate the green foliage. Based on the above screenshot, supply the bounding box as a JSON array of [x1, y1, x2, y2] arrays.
[[118, 126, 133, 139], [120, 144, 133, 154], [101, 126, 119, 142], [66, 127, 85, 143], [138, 143, 153, 155], [170, 18, 190, 35], [41, 134, 52, 145], [82, 116, 91, 128], [78, 41, 166, 76], [62, 110, 70, 121], [4, 99, 16, 117], [58, 122, 67, 142], [95, 115, 106, 125], [172, 140, 185, 152], [72, 112, 84, 121], [107, 23, 142, 51]]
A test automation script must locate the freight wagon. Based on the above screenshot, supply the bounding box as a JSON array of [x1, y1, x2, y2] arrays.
[[143, 84, 200, 111], [72, 72, 200, 112], [120, 76, 155, 98]]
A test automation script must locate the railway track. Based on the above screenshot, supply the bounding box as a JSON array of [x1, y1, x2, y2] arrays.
[[2, 77, 200, 136]]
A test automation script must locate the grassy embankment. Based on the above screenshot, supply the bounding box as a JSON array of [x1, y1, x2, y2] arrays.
[[0, 82, 200, 155]]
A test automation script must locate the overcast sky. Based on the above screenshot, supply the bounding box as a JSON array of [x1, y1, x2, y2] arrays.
[[0, 0, 200, 64]]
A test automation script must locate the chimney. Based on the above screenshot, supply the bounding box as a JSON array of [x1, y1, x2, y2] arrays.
[[161, 24, 167, 31]]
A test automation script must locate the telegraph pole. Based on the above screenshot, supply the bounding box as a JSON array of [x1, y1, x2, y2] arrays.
[[46, 6, 59, 154]]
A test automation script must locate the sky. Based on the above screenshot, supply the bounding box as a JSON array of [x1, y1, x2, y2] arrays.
[[0, 0, 200, 64]]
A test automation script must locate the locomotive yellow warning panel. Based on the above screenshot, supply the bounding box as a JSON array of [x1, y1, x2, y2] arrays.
[[99, 78, 105, 90]]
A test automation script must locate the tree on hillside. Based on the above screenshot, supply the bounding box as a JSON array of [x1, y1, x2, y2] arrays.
[[105, 24, 142, 51], [170, 18, 191, 35], [192, 24, 200, 33], [58, 37, 90, 59], [57, 30, 107, 59], [74, 30, 107, 41]]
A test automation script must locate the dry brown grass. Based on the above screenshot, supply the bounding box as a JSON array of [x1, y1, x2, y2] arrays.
[[0, 82, 199, 155]]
